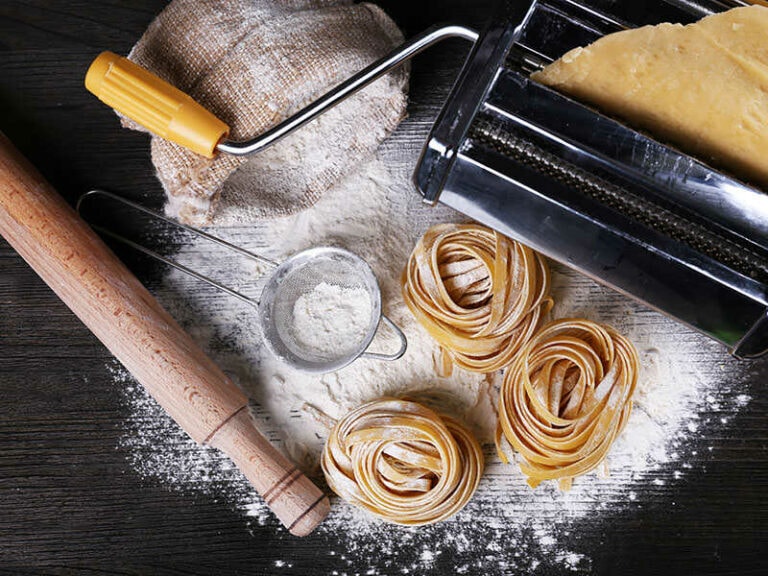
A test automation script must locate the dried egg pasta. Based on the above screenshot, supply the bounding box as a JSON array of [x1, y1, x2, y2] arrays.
[[402, 223, 552, 373], [496, 318, 639, 490], [321, 398, 483, 525]]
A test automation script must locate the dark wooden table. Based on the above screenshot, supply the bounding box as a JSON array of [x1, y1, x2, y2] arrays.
[[1, 1, 766, 574]]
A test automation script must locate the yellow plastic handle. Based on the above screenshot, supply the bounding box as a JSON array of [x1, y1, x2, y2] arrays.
[[85, 51, 230, 158]]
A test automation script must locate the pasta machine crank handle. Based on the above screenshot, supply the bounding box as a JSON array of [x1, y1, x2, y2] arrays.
[[85, 25, 479, 158]]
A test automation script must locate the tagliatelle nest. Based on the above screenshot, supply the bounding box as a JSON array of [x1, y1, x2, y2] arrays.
[[496, 318, 639, 490], [402, 223, 552, 374], [321, 398, 483, 526]]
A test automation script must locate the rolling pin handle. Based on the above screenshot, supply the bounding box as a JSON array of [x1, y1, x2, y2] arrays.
[[208, 407, 330, 536]]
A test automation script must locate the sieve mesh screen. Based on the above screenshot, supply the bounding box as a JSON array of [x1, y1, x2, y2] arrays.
[[260, 248, 381, 372]]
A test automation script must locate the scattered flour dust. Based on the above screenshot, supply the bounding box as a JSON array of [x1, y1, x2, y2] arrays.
[[290, 281, 373, 360], [112, 155, 752, 574]]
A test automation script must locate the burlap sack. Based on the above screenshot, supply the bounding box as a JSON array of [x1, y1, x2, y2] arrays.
[[125, 0, 408, 225]]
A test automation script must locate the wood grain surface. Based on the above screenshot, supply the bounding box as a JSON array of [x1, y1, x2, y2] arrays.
[[0, 1, 766, 574]]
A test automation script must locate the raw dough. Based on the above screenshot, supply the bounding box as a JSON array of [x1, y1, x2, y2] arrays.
[[532, 6, 768, 188]]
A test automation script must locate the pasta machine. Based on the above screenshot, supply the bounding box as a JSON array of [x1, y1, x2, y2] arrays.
[[416, 0, 768, 358]]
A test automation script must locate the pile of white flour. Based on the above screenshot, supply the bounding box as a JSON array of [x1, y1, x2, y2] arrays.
[[113, 147, 752, 573]]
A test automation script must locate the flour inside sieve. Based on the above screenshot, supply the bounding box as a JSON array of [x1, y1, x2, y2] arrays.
[[290, 282, 374, 361]]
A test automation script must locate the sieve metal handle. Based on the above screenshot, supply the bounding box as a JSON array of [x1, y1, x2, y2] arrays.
[[76, 189, 276, 310], [360, 315, 407, 361]]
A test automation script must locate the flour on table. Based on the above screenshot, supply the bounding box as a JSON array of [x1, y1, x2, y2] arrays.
[[113, 147, 752, 574], [290, 282, 373, 360]]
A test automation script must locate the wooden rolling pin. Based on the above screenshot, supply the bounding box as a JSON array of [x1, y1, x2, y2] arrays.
[[0, 132, 329, 536]]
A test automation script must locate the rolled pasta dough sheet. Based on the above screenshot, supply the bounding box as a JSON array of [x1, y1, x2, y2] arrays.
[[532, 6, 768, 188]]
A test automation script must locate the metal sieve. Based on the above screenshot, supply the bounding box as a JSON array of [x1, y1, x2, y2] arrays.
[[76, 190, 407, 373], [260, 246, 407, 372]]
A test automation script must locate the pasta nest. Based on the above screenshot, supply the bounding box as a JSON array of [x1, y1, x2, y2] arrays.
[[321, 398, 484, 525], [402, 223, 552, 373], [496, 318, 639, 490]]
